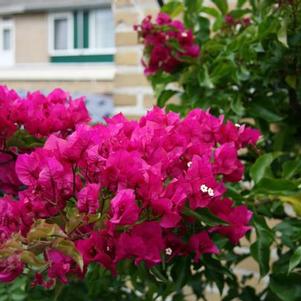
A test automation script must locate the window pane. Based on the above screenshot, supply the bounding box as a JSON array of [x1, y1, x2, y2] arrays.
[[73, 11, 88, 49], [83, 11, 89, 49], [94, 9, 114, 49], [54, 18, 68, 50], [3, 29, 11, 50]]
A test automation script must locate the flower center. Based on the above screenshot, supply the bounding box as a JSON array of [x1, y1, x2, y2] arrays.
[[165, 248, 173, 255], [200, 184, 214, 197]]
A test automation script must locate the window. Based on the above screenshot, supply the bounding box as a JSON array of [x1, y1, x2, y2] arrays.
[[74, 11, 89, 49], [3, 28, 11, 50], [54, 18, 68, 50], [0, 18, 14, 66], [49, 7, 115, 63], [49, 13, 72, 52], [91, 9, 114, 49]]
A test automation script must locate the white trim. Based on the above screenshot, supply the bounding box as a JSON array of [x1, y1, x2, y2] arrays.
[[114, 87, 153, 94], [91, 8, 115, 50], [0, 18, 15, 66], [0, 64, 115, 81], [48, 8, 116, 58], [89, 9, 96, 49], [48, 12, 73, 53], [77, 11, 84, 49], [49, 47, 116, 56], [0, 1, 112, 15], [114, 106, 147, 116]]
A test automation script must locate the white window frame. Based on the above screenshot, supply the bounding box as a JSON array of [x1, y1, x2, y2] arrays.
[[48, 12, 73, 56], [0, 18, 15, 66], [48, 9, 115, 57], [89, 9, 115, 54]]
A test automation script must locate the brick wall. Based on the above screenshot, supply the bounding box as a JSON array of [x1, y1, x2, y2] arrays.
[[15, 13, 49, 64], [1, 80, 113, 94], [113, 0, 159, 118]]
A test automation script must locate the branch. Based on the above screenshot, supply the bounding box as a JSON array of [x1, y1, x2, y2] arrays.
[[157, 0, 164, 7]]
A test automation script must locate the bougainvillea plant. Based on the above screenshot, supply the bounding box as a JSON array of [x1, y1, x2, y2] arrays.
[[134, 12, 200, 75], [138, 1, 301, 300], [0, 84, 260, 300]]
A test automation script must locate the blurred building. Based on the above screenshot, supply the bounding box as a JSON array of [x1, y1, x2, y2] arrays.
[[0, 0, 159, 119]]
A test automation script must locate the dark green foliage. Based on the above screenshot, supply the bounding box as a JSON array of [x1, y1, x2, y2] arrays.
[[146, 0, 301, 299]]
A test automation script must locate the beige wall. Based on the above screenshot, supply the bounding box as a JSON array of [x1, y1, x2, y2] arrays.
[[15, 13, 49, 64], [1, 80, 113, 94], [113, 0, 158, 117]]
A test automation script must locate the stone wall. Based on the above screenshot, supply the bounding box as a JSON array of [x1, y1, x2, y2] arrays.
[[15, 13, 49, 64], [112, 0, 158, 118]]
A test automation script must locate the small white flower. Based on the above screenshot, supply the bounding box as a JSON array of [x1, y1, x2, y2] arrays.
[[187, 161, 192, 167], [207, 188, 214, 197], [200, 184, 208, 193], [165, 248, 173, 256]]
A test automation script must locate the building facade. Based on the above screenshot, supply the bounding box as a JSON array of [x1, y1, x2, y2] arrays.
[[0, 0, 257, 299], [0, 0, 159, 118]]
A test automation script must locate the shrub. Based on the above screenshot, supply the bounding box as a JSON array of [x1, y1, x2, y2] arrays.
[[138, 0, 301, 300], [0, 85, 259, 300]]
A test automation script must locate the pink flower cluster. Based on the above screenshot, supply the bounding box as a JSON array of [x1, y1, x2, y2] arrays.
[[224, 15, 251, 27], [135, 13, 200, 75], [0, 86, 90, 141], [0, 85, 90, 194], [0, 93, 260, 287]]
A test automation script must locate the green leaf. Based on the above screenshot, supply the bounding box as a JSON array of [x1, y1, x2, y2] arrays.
[[198, 65, 214, 89], [277, 18, 288, 47], [282, 159, 301, 179], [6, 129, 44, 149], [250, 153, 274, 184], [200, 6, 221, 19], [149, 266, 169, 282], [270, 273, 301, 301], [0, 237, 23, 259], [183, 207, 228, 226], [230, 8, 251, 19], [253, 178, 299, 195], [289, 246, 301, 273], [65, 207, 82, 234], [276, 219, 301, 248], [196, 16, 210, 41], [184, 0, 203, 13], [258, 17, 279, 39], [157, 90, 178, 108], [211, 61, 237, 83], [161, 1, 184, 17], [211, 0, 228, 15], [250, 214, 274, 276], [237, 0, 248, 8], [279, 194, 301, 216], [249, 103, 283, 122], [21, 251, 46, 268], [285, 75, 297, 89], [231, 95, 245, 116], [27, 220, 67, 242]]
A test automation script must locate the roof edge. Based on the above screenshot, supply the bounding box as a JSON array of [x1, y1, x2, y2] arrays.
[[0, 0, 111, 16]]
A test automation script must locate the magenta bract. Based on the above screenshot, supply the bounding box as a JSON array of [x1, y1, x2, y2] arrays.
[[0, 85, 260, 286]]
